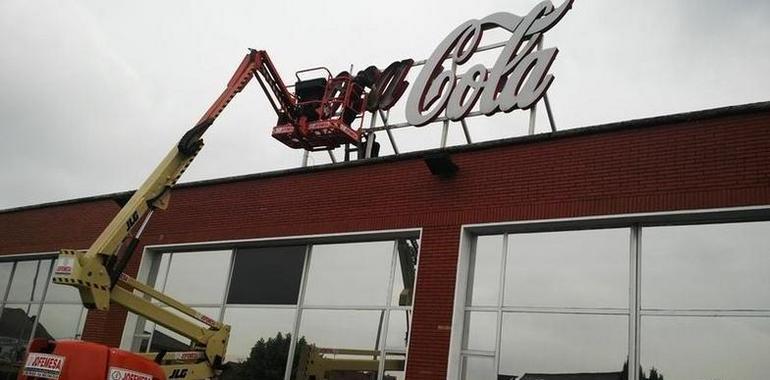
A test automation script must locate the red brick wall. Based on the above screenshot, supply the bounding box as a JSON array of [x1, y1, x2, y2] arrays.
[[0, 199, 120, 254], [2, 107, 769, 379]]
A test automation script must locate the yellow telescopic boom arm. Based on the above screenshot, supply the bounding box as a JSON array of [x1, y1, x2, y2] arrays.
[[51, 50, 268, 310], [49, 49, 294, 378]]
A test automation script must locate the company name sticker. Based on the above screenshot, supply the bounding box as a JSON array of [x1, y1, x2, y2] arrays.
[[23, 353, 65, 379], [54, 256, 75, 275], [108, 367, 153, 380]]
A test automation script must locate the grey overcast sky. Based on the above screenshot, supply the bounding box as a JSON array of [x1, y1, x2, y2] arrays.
[[1, 0, 769, 210]]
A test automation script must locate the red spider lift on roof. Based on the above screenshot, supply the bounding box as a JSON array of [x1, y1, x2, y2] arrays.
[[208, 49, 371, 151]]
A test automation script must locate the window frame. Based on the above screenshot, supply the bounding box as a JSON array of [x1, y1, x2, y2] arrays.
[[0, 251, 89, 348], [449, 205, 770, 380], [122, 228, 422, 380]]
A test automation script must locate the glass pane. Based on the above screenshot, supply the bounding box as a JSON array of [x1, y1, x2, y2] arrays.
[[0, 263, 13, 299], [0, 303, 41, 376], [148, 306, 221, 353], [467, 235, 503, 307], [303, 242, 394, 306], [391, 239, 419, 307], [290, 309, 384, 380], [227, 246, 305, 305], [7, 261, 39, 302], [641, 316, 770, 380], [299, 309, 382, 351], [504, 229, 629, 308], [499, 313, 628, 378], [385, 310, 411, 351], [44, 278, 81, 303], [32, 260, 52, 301], [37, 304, 85, 339], [76, 307, 87, 338], [642, 221, 770, 309], [163, 250, 231, 305], [462, 355, 495, 380], [221, 307, 295, 364], [463, 311, 496, 352], [150, 322, 192, 352], [383, 351, 407, 380], [152, 252, 171, 290]]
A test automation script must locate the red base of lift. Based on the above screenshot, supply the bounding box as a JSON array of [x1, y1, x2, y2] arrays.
[[272, 118, 361, 151]]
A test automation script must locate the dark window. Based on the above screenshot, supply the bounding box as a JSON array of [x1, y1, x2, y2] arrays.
[[226, 246, 305, 305]]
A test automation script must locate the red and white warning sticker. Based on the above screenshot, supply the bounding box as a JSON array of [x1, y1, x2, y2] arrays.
[[108, 367, 153, 380], [54, 256, 75, 275], [23, 353, 65, 379]]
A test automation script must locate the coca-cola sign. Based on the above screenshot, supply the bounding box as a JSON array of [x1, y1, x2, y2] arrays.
[[405, 0, 573, 126], [291, 1, 572, 133]]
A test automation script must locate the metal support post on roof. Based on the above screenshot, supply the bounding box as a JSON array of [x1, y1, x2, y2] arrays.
[[441, 59, 458, 148], [379, 110, 400, 154], [528, 103, 537, 136], [327, 150, 337, 163], [528, 36, 544, 136], [460, 119, 472, 144], [364, 111, 379, 159], [440, 120, 450, 148], [365, 134, 375, 159], [544, 94, 557, 132], [301, 150, 309, 167]]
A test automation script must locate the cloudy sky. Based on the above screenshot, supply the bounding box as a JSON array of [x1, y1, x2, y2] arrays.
[[1, 0, 769, 210]]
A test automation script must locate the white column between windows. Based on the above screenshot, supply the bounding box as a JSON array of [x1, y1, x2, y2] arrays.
[[284, 244, 313, 380], [628, 225, 642, 380]]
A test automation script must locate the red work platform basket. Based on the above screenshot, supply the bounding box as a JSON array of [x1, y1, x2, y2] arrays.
[[272, 118, 361, 151], [271, 69, 366, 151]]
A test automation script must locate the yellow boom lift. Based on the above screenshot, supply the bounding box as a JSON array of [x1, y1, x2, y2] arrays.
[[20, 49, 405, 380]]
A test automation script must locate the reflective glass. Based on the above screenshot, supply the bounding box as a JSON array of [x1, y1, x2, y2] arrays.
[[227, 246, 305, 305], [222, 307, 295, 363], [385, 310, 410, 351], [147, 306, 221, 353], [0, 304, 41, 369], [7, 261, 39, 302], [32, 260, 52, 301], [461, 355, 495, 380], [152, 252, 171, 290], [467, 235, 503, 307], [37, 304, 85, 339], [163, 251, 231, 305], [149, 322, 192, 352], [391, 239, 419, 307], [462, 311, 497, 352], [303, 242, 393, 306], [290, 309, 384, 380], [641, 316, 770, 380], [504, 229, 629, 308], [642, 221, 770, 309], [44, 277, 80, 303], [498, 313, 628, 378], [298, 309, 383, 351], [383, 352, 407, 380], [0, 263, 13, 299]]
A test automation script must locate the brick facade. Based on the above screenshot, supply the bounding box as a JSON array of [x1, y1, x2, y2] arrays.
[[2, 103, 769, 379]]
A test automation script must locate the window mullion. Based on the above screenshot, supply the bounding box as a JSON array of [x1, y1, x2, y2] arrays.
[[494, 233, 509, 376], [465, 237, 480, 308], [377, 241, 400, 380], [145, 253, 174, 353], [29, 259, 41, 303], [75, 306, 87, 339], [28, 259, 55, 343], [0, 261, 18, 314], [628, 225, 642, 380], [284, 244, 313, 380], [218, 249, 236, 322]]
